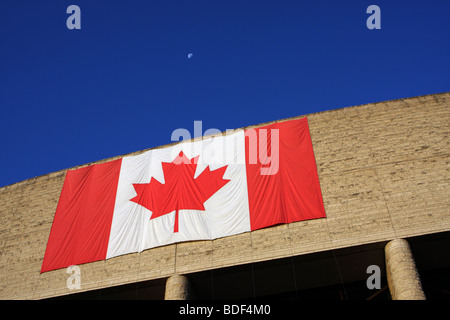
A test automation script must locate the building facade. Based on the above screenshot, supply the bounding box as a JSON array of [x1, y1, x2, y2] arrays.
[[0, 92, 449, 300]]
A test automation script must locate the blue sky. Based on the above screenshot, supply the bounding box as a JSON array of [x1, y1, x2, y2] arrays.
[[1, 0, 449, 187]]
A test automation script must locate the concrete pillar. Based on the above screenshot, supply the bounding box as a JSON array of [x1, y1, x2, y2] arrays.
[[164, 274, 193, 300], [385, 239, 426, 300]]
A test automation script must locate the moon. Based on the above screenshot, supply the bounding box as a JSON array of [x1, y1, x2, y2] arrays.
[[187, 53, 193, 59]]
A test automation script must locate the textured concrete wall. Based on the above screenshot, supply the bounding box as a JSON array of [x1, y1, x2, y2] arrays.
[[0, 92, 448, 299]]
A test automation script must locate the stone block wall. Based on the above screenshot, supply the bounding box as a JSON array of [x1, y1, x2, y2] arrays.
[[0, 92, 448, 299]]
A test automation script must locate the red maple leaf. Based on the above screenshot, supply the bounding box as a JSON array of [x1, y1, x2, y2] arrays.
[[130, 151, 230, 233]]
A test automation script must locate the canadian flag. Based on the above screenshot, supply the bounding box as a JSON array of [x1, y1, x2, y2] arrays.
[[41, 118, 325, 272]]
